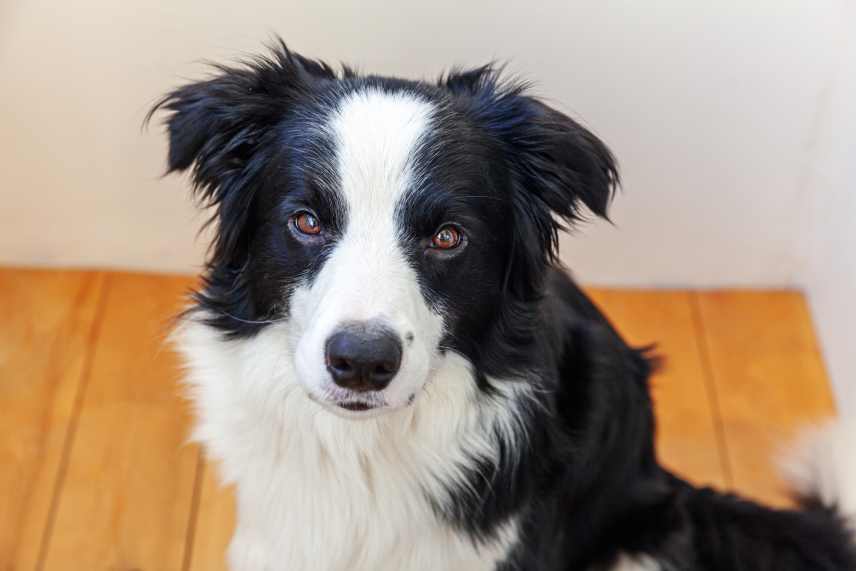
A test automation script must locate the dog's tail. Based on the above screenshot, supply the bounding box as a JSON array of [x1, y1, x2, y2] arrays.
[[782, 418, 856, 540], [656, 419, 856, 569]]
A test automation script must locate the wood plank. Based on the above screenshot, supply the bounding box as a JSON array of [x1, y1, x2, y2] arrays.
[[0, 269, 106, 569], [1, 270, 828, 567], [41, 272, 201, 571], [588, 289, 729, 488], [187, 461, 236, 571], [694, 290, 836, 507]]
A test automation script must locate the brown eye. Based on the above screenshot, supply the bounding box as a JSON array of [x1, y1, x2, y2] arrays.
[[431, 225, 462, 250], [293, 212, 321, 236]]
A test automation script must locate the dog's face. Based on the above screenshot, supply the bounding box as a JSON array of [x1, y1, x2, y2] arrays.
[[154, 44, 616, 418]]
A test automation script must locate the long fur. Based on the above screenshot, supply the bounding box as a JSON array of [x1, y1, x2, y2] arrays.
[[152, 41, 856, 570]]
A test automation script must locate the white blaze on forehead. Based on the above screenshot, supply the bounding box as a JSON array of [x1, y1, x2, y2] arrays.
[[288, 88, 443, 409], [318, 87, 438, 329], [315, 87, 437, 326], [331, 88, 433, 218]]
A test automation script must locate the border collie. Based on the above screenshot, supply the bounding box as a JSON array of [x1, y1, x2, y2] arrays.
[[150, 41, 856, 570]]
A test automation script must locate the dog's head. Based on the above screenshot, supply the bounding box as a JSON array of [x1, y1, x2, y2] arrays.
[[152, 42, 617, 418]]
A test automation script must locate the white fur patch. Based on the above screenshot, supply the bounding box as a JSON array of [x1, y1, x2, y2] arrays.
[[781, 418, 856, 536], [177, 315, 526, 570], [291, 88, 443, 412]]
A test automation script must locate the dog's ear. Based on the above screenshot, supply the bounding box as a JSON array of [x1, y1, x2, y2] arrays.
[[147, 41, 337, 263], [442, 67, 618, 295], [506, 96, 618, 283], [151, 41, 336, 178], [441, 65, 619, 241], [513, 97, 617, 224], [443, 66, 618, 240]]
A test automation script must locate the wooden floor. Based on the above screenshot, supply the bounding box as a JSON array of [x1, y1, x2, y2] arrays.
[[0, 268, 837, 570]]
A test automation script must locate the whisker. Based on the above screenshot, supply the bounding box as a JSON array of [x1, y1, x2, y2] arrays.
[[215, 309, 289, 326]]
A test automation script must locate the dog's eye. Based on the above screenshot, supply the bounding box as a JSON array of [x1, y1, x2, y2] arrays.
[[430, 225, 463, 250], [292, 211, 321, 236]]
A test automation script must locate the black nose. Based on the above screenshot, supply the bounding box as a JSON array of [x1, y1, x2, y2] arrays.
[[325, 324, 403, 392]]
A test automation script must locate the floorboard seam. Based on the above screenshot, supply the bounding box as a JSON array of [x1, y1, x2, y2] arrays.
[[35, 272, 111, 570], [689, 291, 735, 488], [182, 450, 207, 571]]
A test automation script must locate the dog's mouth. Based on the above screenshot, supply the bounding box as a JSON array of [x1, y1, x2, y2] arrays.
[[308, 388, 393, 418], [308, 387, 419, 419], [337, 401, 375, 412], [327, 397, 389, 418]]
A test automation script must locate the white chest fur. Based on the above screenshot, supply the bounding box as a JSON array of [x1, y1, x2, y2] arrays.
[[176, 319, 524, 571]]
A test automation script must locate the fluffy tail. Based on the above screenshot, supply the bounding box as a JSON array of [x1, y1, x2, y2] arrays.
[[657, 420, 856, 569], [782, 418, 856, 537]]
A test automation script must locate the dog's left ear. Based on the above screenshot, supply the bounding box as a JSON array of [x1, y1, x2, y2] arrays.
[[444, 67, 618, 232], [443, 67, 619, 295], [508, 98, 618, 294], [513, 97, 618, 226]]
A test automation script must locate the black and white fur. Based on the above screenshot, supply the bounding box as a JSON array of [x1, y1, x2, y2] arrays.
[[150, 42, 856, 570]]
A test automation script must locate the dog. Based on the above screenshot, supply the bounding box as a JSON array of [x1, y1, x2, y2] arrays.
[[150, 41, 856, 570]]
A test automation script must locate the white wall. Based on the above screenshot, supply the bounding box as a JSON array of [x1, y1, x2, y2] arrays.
[[0, 2, 852, 406], [798, 2, 856, 414], [0, 0, 846, 284]]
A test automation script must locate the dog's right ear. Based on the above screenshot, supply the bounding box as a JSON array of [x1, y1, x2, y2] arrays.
[[146, 41, 338, 261], [149, 40, 336, 191]]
